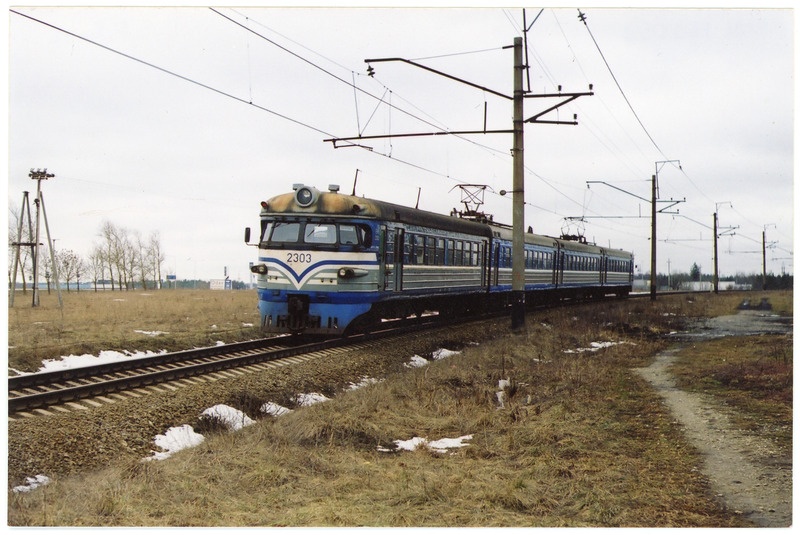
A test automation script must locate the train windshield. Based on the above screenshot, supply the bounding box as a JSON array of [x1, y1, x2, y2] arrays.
[[264, 222, 300, 243], [262, 220, 371, 247], [304, 223, 337, 244]]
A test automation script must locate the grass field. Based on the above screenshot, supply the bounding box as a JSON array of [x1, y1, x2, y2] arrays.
[[7, 289, 792, 526], [8, 289, 262, 372]]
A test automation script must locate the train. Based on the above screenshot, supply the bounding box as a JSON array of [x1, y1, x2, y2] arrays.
[[244, 184, 634, 335]]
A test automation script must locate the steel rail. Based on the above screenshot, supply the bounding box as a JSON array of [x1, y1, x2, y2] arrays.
[[8, 336, 354, 413], [8, 336, 294, 390], [7, 314, 445, 415]]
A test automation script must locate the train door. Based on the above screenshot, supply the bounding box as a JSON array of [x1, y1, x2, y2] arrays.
[[393, 228, 404, 291], [600, 255, 608, 286], [481, 239, 489, 287], [380, 226, 392, 291], [492, 242, 501, 286], [555, 249, 565, 287]]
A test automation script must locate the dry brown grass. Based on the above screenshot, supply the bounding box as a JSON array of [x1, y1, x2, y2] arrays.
[[8, 289, 262, 372], [670, 333, 793, 454], [9, 292, 776, 527]]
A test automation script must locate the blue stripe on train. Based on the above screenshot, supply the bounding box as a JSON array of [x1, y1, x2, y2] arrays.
[[260, 257, 378, 283]]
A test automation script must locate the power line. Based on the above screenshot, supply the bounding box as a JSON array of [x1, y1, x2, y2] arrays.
[[10, 9, 337, 139], [577, 9, 669, 160], [212, 9, 481, 136]]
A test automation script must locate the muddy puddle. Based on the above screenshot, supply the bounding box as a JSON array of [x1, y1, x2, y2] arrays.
[[635, 309, 793, 527]]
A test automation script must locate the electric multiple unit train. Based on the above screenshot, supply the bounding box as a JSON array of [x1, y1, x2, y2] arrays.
[[245, 184, 634, 335]]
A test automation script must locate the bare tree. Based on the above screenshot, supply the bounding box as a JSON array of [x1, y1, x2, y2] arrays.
[[96, 221, 168, 291], [148, 231, 165, 289], [99, 221, 118, 291], [120, 236, 136, 290], [56, 249, 84, 292], [88, 246, 105, 291]]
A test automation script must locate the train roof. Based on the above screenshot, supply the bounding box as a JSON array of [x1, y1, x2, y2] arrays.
[[263, 185, 633, 258], [264, 185, 493, 237]]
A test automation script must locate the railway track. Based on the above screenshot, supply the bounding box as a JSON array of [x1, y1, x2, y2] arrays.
[[7, 314, 445, 418], [7, 291, 697, 418]]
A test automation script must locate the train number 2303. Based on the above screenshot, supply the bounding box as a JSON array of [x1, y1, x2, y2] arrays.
[[287, 252, 312, 264]]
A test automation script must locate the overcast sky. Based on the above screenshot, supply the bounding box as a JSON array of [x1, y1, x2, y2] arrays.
[[6, 4, 795, 283]]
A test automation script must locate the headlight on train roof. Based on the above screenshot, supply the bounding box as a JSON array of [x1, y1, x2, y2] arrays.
[[250, 263, 268, 275], [295, 186, 319, 207]]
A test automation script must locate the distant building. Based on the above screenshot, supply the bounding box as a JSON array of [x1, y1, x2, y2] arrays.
[[680, 281, 713, 292], [210, 279, 232, 290]]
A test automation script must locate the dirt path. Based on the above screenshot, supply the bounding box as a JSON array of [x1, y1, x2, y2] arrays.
[[635, 310, 793, 527]]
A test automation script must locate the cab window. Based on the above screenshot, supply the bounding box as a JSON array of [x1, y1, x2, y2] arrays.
[[339, 224, 359, 245], [304, 223, 337, 244], [269, 222, 300, 243]]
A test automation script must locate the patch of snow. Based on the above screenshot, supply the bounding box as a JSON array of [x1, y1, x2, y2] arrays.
[[133, 329, 169, 337], [405, 355, 429, 368], [201, 404, 255, 431], [144, 424, 205, 461], [563, 340, 633, 354], [431, 348, 460, 360], [37, 349, 167, 373], [12, 474, 51, 493], [347, 376, 381, 390], [428, 435, 473, 453], [392, 436, 429, 452], [261, 401, 293, 417], [293, 392, 330, 406], [496, 378, 511, 409], [242, 323, 254, 327], [405, 348, 460, 368], [379, 434, 473, 454]]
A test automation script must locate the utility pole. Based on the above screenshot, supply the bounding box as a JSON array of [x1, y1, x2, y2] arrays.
[[652, 160, 684, 301], [762, 228, 767, 290], [511, 37, 525, 330], [762, 224, 776, 290], [30, 169, 53, 306], [327, 24, 592, 332], [713, 211, 719, 294], [8, 169, 62, 308], [712, 202, 735, 294], [650, 174, 657, 301]]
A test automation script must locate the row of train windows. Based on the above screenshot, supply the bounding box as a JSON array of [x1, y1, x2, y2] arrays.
[[385, 234, 483, 267], [496, 247, 555, 270], [489, 246, 631, 273], [387, 234, 631, 273], [559, 255, 631, 273]]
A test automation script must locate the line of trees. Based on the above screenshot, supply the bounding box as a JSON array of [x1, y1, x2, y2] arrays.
[[642, 262, 793, 291], [8, 213, 166, 291], [87, 221, 165, 291]]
